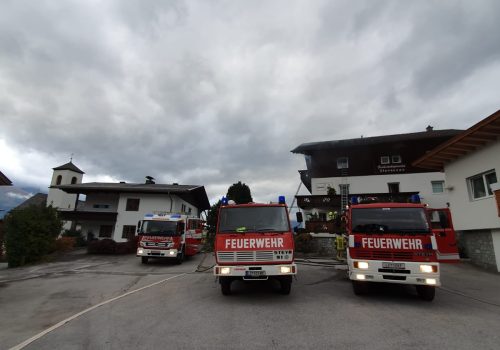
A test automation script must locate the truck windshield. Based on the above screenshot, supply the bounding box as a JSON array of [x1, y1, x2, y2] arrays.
[[141, 221, 178, 236], [218, 206, 290, 233], [351, 207, 430, 234]]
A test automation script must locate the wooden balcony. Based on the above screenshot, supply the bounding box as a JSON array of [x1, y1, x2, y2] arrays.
[[297, 195, 341, 210], [304, 220, 343, 234], [296, 192, 419, 210]]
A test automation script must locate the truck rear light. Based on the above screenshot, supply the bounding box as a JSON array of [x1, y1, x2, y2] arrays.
[[420, 265, 438, 273]]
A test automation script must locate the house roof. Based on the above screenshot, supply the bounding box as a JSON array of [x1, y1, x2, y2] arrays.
[[53, 182, 211, 211], [291, 129, 462, 154], [0, 171, 13, 186], [53, 161, 85, 174], [12, 193, 48, 210], [413, 110, 500, 170]]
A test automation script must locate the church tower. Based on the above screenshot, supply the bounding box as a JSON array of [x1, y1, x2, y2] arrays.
[[47, 161, 84, 210]]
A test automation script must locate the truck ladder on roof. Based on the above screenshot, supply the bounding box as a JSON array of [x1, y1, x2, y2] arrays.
[[340, 168, 349, 211]]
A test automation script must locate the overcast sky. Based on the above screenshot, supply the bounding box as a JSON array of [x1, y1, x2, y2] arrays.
[[1, 0, 499, 208]]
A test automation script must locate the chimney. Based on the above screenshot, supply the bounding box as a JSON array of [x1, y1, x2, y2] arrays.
[[426, 125, 434, 132], [145, 176, 155, 184]]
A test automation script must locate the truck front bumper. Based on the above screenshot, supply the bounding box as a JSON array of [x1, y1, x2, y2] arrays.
[[348, 259, 440, 286], [214, 264, 297, 280], [137, 247, 179, 258]]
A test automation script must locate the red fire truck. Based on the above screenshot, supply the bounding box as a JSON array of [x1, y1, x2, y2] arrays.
[[346, 195, 459, 301], [136, 212, 205, 264], [213, 196, 297, 295]]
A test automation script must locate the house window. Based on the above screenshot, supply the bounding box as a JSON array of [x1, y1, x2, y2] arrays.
[[126, 198, 140, 211], [56, 175, 62, 185], [392, 155, 402, 164], [339, 184, 350, 194], [181, 204, 186, 213], [99, 225, 113, 238], [71, 177, 77, 184], [380, 156, 390, 165], [468, 170, 497, 200], [431, 181, 445, 194], [388, 182, 400, 193], [337, 157, 349, 169], [122, 225, 136, 239]]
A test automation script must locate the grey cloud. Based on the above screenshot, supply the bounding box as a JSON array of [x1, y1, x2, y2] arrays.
[[1, 0, 499, 204]]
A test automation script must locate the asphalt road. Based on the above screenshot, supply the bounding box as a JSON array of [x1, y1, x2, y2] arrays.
[[1, 253, 500, 350]]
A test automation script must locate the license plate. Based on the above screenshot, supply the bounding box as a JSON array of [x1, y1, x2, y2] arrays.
[[245, 270, 266, 277], [382, 262, 405, 269]]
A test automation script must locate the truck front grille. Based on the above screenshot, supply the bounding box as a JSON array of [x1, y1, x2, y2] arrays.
[[355, 250, 414, 261], [217, 251, 277, 263]]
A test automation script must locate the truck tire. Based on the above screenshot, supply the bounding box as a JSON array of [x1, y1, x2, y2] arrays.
[[141, 257, 149, 264], [352, 281, 368, 295], [175, 246, 185, 265], [279, 276, 292, 295], [220, 277, 232, 296], [416, 285, 435, 301]]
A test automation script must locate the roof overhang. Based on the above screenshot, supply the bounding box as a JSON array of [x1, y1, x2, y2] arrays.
[[413, 110, 500, 170], [54, 183, 211, 212]]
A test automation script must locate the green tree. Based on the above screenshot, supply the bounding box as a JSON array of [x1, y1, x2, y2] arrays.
[[226, 181, 253, 204], [5, 205, 62, 267]]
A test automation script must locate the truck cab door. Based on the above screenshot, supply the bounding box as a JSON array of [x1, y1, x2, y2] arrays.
[[427, 208, 460, 263]]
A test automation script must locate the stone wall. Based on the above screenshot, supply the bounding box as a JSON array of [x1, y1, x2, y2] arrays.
[[457, 229, 498, 271]]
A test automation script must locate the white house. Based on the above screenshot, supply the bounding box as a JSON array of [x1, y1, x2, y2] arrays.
[[414, 109, 500, 272], [48, 162, 210, 242], [291, 128, 462, 228]]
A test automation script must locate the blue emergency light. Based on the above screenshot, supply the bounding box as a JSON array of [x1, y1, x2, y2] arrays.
[[410, 194, 421, 203], [278, 196, 286, 204], [221, 197, 228, 205], [350, 196, 359, 205]]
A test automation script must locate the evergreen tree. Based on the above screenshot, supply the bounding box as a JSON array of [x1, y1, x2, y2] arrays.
[[226, 181, 253, 204], [5, 205, 62, 267]]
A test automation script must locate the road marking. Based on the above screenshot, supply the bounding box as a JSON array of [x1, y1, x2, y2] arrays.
[[8, 272, 188, 350]]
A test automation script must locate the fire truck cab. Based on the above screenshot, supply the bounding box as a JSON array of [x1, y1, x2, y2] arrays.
[[346, 195, 458, 301], [213, 196, 297, 295], [136, 212, 205, 264]]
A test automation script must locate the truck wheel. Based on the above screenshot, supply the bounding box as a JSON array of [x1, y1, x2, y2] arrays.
[[141, 257, 149, 264], [220, 277, 232, 296], [279, 276, 292, 295], [416, 285, 435, 301], [352, 281, 368, 295], [175, 246, 185, 265]]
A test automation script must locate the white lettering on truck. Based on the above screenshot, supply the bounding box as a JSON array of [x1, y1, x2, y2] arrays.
[[361, 237, 423, 250], [225, 238, 284, 249]]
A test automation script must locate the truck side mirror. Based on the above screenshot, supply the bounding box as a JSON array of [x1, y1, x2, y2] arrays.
[[137, 221, 142, 235], [178, 222, 185, 235], [439, 213, 449, 229], [296, 212, 303, 223]]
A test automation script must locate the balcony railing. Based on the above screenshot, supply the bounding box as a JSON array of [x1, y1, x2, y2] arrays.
[[296, 192, 419, 209], [304, 220, 343, 234], [297, 195, 341, 209]]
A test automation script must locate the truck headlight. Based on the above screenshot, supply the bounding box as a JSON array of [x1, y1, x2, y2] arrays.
[[137, 248, 144, 254], [280, 266, 292, 274], [169, 250, 176, 256], [356, 274, 366, 280], [354, 261, 369, 269], [425, 278, 437, 285], [420, 265, 437, 273], [220, 267, 231, 275]]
